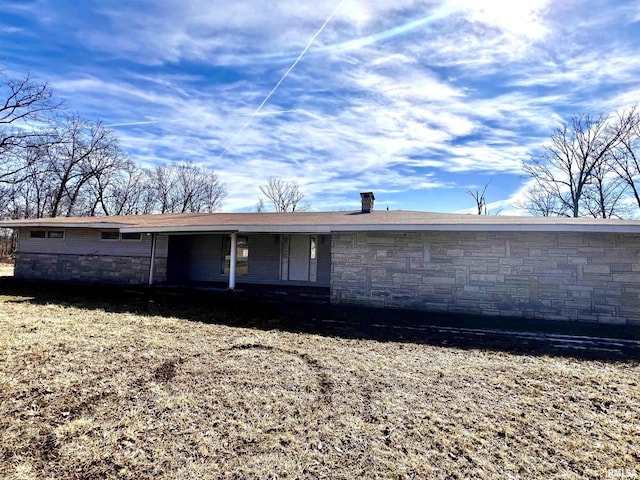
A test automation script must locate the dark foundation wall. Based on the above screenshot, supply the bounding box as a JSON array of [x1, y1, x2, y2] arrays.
[[330, 231, 640, 325], [14, 253, 167, 285]]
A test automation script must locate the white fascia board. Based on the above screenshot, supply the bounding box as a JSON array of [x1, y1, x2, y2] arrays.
[[329, 224, 640, 233], [242, 225, 333, 233], [117, 223, 640, 234], [120, 225, 334, 234], [120, 225, 234, 234]]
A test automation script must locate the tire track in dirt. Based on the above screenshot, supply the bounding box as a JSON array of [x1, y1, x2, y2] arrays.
[[223, 343, 332, 405]]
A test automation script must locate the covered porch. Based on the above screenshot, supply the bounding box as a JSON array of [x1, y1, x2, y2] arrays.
[[162, 232, 331, 291]]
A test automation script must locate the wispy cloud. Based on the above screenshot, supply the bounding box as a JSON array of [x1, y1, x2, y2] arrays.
[[1, 0, 638, 212]]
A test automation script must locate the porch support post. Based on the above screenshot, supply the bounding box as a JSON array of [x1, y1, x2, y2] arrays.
[[229, 232, 237, 290], [148, 233, 157, 286]]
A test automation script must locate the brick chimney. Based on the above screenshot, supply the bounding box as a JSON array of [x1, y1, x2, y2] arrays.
[[360, 192, 375, 213]]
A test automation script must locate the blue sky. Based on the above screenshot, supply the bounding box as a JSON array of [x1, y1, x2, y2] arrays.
[[1, 0, 639, 213]]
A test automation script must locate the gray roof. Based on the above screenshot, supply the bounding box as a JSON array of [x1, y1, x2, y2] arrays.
[[2, 210, 640, 233]]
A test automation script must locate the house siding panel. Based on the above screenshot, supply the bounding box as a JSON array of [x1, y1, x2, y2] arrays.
[[330, 231, 640, 325], [184, 235, 224, 281], [18, 228, 168, 258], [317, 234, 331, 286], [244, 234, 281, 284]]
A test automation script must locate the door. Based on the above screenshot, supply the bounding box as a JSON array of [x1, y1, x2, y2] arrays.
[[288, 235, 310, 281]]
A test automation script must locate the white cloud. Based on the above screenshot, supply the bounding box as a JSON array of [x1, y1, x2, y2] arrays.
[[510, 50, 640, 89], [447, 0, 551, 39], [48, 38, 553, 211], [6, 0, 638, 213]]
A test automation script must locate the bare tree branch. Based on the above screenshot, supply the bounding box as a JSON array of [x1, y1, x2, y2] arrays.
[[143, 161, 226, 214], [607, 106, 640, 211], [521, 113, 630, 217], [467, 180, 490, 215], [259, 178, 307, 212], [0, 70, 60, 185]]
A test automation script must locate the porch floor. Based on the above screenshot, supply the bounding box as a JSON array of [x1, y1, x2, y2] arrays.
[[161, 281, 330, 303]]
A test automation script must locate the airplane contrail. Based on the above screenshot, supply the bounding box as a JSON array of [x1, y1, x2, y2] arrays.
[[216, 0, 347, 160], [238, 4, 458, 65], [241, 109, 305, 117]]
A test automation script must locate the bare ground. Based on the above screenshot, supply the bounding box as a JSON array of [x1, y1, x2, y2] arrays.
[[0, 283, 639, 479], [0, 264, 13, 277]]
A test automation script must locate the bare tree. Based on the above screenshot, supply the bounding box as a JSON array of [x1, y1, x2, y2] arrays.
[[0, 70, 233, 220], [143, 161, 226, 214], [0, 184, 11, 219], [0, 71, 61, 194], [201, 170, 227, 213], [514, 186, 565, 217], [2, 138, 51, 218], [172, 161, 226, 213], [521, 114, 631, 217], [581, 154, 629, 219], [147, 165, 175, 214], [1, 117, 127, 219], [608, 106, 640, 211], [86, 157, 148, 216], [259, 178, 307, 212], [0, 70, 58, 159], [467, 179, 503, 215], [467, 181, 489, 215], [255, 197, 265, 213], [43, 115, 124, 217], [137, 180, 158, 215]]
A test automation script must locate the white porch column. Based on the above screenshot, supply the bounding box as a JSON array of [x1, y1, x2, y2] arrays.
[[229, 232, 237, 290], [148, 233, 157, 286]]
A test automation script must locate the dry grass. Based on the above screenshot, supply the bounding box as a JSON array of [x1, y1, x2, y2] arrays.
[[0, 263, 13, 277], [0, 287, 639, 480]]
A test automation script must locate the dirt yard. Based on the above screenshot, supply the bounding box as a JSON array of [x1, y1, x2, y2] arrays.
[[0, 284, 638, 479]]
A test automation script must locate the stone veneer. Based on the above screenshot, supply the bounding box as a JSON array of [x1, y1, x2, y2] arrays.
[[14, 253, 167, 285], [330, 231, 640, 325]]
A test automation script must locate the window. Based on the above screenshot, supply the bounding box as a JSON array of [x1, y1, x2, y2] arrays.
[[222, 236, 248, 276], [121, 232, 142, 241], [30, 230, 64, 239], [310, 237, 317, 260], [101, 231, 142, 241]]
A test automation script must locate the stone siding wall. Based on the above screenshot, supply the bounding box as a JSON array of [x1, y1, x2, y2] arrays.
[[14, 253, 167, 285], [330, 231, 640, 325]]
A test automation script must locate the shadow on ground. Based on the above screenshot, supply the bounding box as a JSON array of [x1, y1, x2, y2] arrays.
[[1, 278, 639, 361]]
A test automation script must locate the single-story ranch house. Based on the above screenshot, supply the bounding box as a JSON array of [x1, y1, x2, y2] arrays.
[[1, 193, 639, 325]]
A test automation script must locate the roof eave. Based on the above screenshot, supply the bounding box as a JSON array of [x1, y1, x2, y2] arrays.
[[0, 221, 131, 229], [330, 224, 640, 233], [119, 225, 335, 234], [121, 223, 640, 234]]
